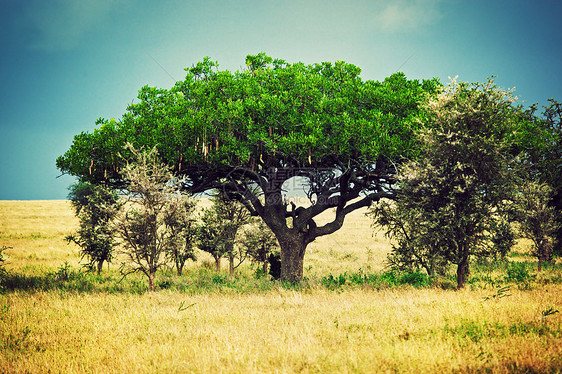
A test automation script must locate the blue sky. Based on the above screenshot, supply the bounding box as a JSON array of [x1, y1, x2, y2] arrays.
[[1, 0, 560, 200]]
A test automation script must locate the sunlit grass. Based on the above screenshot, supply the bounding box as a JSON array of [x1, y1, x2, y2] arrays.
[[1, 200, 561, 373]]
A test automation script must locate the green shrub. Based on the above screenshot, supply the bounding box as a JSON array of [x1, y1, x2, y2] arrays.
[[505, 262, 534, 283]]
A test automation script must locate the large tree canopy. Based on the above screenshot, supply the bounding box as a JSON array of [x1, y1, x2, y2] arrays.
[[57, 53, 439, 280]]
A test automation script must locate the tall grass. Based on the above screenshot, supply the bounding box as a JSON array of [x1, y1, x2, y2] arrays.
[[1, 200, 561, 373]]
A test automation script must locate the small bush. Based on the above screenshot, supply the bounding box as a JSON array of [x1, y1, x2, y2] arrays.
[[212, 274, 227, 285], [505, 262, 534, 283], [321, 269, 431, 289]]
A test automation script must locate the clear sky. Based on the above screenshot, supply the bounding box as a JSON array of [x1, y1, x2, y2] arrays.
[[1, 0, 560, 200]]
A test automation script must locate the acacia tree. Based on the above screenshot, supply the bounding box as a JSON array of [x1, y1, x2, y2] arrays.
[[57, 53, 439, 281], [66, 182, 121, 274], [114, 144, 187, 292], [370, 78, 526, 289]]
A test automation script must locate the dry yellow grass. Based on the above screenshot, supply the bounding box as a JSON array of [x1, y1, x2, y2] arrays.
[[1, 200, 561, 373], [0, 200, 81, 270]]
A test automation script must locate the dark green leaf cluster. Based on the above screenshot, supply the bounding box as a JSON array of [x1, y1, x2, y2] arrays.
[[518, 100, 562, 254], [66, 182, 121, 274], [511, 181, 560, 270], [163, 197, 198, 276], [196, 192, 252, 273], [239, 218, 279, 275]]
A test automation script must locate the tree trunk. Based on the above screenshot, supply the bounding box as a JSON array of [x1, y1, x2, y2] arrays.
[[229, 255, 235, 277], [537, 239, 552, 272], [278, 235, 307, 282], [176, 260, 183, 276], [456, 254, 470, 289], [148, 271, 155, 292], [97, 260, 104, 275], [214, 256, 221, 272]]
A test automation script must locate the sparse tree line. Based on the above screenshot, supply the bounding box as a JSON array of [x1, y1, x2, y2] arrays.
[[66, 144, 281, 292], [55, 54, 561, 290]]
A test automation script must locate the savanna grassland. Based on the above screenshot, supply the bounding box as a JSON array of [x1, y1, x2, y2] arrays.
[[1, 200, 561, 373]]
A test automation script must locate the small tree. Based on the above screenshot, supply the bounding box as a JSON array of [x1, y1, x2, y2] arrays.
[[521, 100, 562, 256], [66, 182, 121, 274], [163, 197, 198, 275], [197, 192, 251, 276], [240, 218, 280, 276], [114, 144, 186, 292], [369, 78, 523, 289], [513, 181, 560, 271], [197, 209, 227, 272]]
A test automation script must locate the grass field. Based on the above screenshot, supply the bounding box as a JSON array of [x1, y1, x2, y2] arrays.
[[1, 200, 561, 373]]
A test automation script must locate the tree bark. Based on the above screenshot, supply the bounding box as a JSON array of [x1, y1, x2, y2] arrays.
[[456, 254, 470, 289], [97, 260, 104, 275], [148, 271, 155, 292], [278, 235, 306, 282], [176, 260, 183, 276], [229, 256, 235, 277]]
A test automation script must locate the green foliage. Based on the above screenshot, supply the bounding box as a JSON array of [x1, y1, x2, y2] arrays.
[[0, 245, 9, 274], [505, 262, 534, 284], [521, 100, 562, 254], [240, 218, 279, 276], [482, 286, 512, 301], [57, 55, 438, 182], [369, 77, 526, 289], [196, 192, 251, 275], [0, 245, 10, 292], [66, 182, 121, 273], [320, 269, 432, 289], [511, 181, 560, 270], [162, 196, 198, 276], [442, 319, 562, 343], [489, 219, 517, 260], [541, 307, 559, 318]]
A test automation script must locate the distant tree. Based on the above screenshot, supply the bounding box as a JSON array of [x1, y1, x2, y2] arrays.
[[369, 78, 525, 289], [197, 192, 251, 276], [240, 218, 280, 276], [113, 144, 187, 292], [197, 209, 227, 272], [519, 100, 562, 255], [163, 196, 198, 276], [65, 182, 121, 274], [56, 53, 440, 281], [541, 101, 562, 256], [513, 181, 560, 271]]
